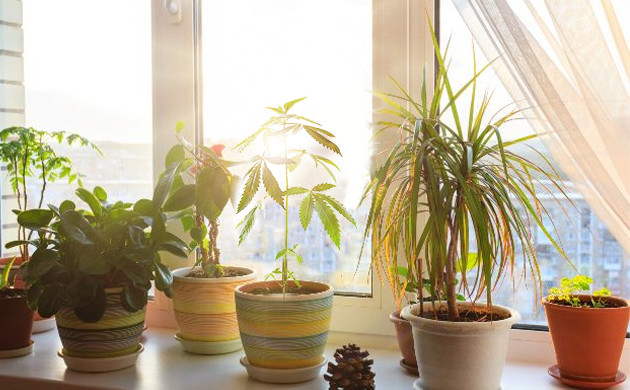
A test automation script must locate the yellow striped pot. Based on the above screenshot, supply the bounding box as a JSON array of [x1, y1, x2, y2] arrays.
[[172, 266, 256, 352], [235, 280, 333, 370], [55, 288, 145, 359]]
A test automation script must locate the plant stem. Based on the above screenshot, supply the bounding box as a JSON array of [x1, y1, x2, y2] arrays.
[[283, 134, 289, 295], [445, 210, 460, 320]]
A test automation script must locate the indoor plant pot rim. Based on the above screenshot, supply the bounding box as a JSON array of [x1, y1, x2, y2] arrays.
[[235, 280, 333, 302], [401, 301, 521, 330], [172, 266, 256, 284], [542, 294, 629, 312]]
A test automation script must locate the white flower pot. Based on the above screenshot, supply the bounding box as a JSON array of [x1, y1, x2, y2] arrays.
[[401, 301, 519, 390]]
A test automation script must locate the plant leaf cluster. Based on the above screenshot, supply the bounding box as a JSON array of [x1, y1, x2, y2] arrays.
[[361, 21, 570, 320], [8, 186, 190, 323], [236, 98, 355, 293], [547, 275, 611, 308]]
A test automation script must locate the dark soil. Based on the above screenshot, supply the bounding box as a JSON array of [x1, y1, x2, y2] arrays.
[[549, 298, 623, 309], [249, 284, 322, 296], [186, 268, 250, 278], [421, 309, 508, 322], [0, 288, 27, 299]]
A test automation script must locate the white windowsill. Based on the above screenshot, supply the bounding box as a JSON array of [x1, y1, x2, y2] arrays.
[[1, 327, 628, 390]]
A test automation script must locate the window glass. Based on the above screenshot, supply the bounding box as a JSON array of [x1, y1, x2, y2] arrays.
[[441, 0, 630, 325], [202, 0, 372, 294]]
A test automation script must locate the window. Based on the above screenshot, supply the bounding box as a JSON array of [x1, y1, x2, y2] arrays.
[[440, 0, 630, 326], [201, 0, 372, 295]]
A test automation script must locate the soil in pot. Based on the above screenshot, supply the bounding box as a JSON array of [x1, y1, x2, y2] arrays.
[[185, 268, 250, 278], [0, 289, 34, 351], [419, 308, 506, 322]]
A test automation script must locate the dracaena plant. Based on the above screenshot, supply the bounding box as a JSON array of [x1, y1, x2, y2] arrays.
[[236, 98, 355, 294], [0, 126, 100, 260], [161, 122, 236, 278], [8, 186, 190, 322], [361, 23, 570, 320]]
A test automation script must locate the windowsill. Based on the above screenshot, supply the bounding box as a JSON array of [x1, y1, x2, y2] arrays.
[[1, 327, 628, 390]]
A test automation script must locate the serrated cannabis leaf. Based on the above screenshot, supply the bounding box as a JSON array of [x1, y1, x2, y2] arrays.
[[312, 183, 335, 192], [304, 126, 342, 155], [299, 194, 314, 230], [236, 206, 258, 245], [318, 193, 356, 227], [284, 187, 309, 196], [312, 194, 341, 249], [237, 162, 262, 213], [262, 163, 284, 208]]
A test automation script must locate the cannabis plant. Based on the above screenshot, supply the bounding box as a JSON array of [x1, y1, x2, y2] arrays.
[[361, 25, 569, 320], [236, 98, 355, 293], [160, 123, 236, 278], [0, 126, 100, 259]]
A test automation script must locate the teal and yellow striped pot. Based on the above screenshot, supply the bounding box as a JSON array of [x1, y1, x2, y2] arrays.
[[55, 287, 145, 359], [172, 266, 256, 347], [235, 280, 333, 369]]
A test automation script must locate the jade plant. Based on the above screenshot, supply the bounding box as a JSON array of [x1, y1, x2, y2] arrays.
[[547, 275, 612, 308], [236, 98, 355, 293], [7, 186, 190, 322], [0, 126, 100, 259], [361, 23, 570, 320], [160, 123, 237, 278]]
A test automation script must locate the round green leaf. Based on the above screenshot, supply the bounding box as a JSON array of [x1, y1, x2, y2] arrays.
[[17, 209, 54, 230]]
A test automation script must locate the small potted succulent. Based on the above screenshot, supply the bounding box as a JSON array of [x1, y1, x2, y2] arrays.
[[162, 124, 256, 354], [234, 98, 355, 383], [544, 275, 629, 387], [10, 186, 190, 372], [365, 24, 569, 390], [0, 126, 99, 332], [0, 256, 34, 357]]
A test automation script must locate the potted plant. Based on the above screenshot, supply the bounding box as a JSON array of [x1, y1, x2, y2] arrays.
[[0, 256, 34, 357], [10, 185, 190, 372], [544, 275, 629, 387], [234, 98, 355, 383], [364, 26, 569, 390], [162, 124, 256, 354], [0, 126, 99, 332]]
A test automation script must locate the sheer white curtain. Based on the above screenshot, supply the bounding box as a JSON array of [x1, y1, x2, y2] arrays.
[[451, 0, 630, 251]]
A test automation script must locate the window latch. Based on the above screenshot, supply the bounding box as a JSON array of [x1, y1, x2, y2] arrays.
[[164, 0, 182, 24]]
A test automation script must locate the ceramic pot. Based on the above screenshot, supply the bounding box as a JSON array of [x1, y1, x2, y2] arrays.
[[402, 301, 519, 390], [390, 310, 418, 375], [172, 266, 256, 351], [0, 289, 34, 351], [544, 295, 629, 382], [235, 280, 333, 370], [55, 287, 145, 359]]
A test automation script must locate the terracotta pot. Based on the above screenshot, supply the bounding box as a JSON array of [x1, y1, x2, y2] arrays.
[[402, 301, 519, 390], [544, 295, 629, 382], [172, 266, 256, 352], [235, 280, 333, 370], [389, 310, 418, 374], [0, 289, 34, 351], [55, 287, 145, 359]]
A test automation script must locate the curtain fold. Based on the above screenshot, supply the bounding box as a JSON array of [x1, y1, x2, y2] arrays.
[[453, 0, 630, 252]]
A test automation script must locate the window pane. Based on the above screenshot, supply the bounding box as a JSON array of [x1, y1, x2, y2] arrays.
[[441, 0, 630, 325], [202, 0, 372, 294]]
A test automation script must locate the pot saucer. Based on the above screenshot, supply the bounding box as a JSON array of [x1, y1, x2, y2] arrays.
[[57, 344, 144, 372], [240, 355, 327, 384], [0, 340, 33, 358], [400, 359, 419, 375], [548, 365, 627, 389], [413, 378, 503, 389], [32, 317, 56, 333], [174, 333, 242, 355]]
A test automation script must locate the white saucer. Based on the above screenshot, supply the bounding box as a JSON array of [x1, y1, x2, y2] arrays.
[[0, 340, 33, 358], [57, 344, 144, 372], [174, 333, 242, 355], [240, 355, 327, 384], [32, 317, 56, 333], [413, 378, 502, 389]]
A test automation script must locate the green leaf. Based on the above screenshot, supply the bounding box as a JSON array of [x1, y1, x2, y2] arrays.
[[59, 210, 94, 245], [299, 194, 314, 230], [153, 161, 180, 207], [76, 187, 102, 217], [284, 187, 309, 196], [163, 184, 196, 212], [283, 97, 306, 112], [38, 283, 66, 318], [93, 186, 107, 201], [77, 254, 111, 275], [190, 225, 207, 243], [0, 256, 16, 289], [26, 282, 43, 310], [313, 194, 341, 248], [134, 199, 157, 215], [312, 183, 335, 192], [237, 162, 262, 213], [175, 121, 186, 134], [17, 209, 54, 230], [121, 284, 148, 312], [165, 144, 186, 167], [196, 165, 230, 221], [155, 262, 173, 297], [237, 206, 258, 245], [318, 194, 356, 227], [59, 200, 76, 214], [262, 163, 284, 208], [4, 240, 30, 249], [159, 241, 189, 258], [304, 126, 341, 155], [27, 248, 60, 279], [74, 287, 107, 323]]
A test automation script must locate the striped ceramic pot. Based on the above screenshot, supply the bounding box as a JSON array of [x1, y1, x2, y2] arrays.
[[55, 287, 145, 359], [172, 266, 256, 349], [235, 280, 333, 369]]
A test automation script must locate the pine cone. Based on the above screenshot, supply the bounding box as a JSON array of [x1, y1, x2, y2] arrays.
[[324, 343, 375, 390]]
